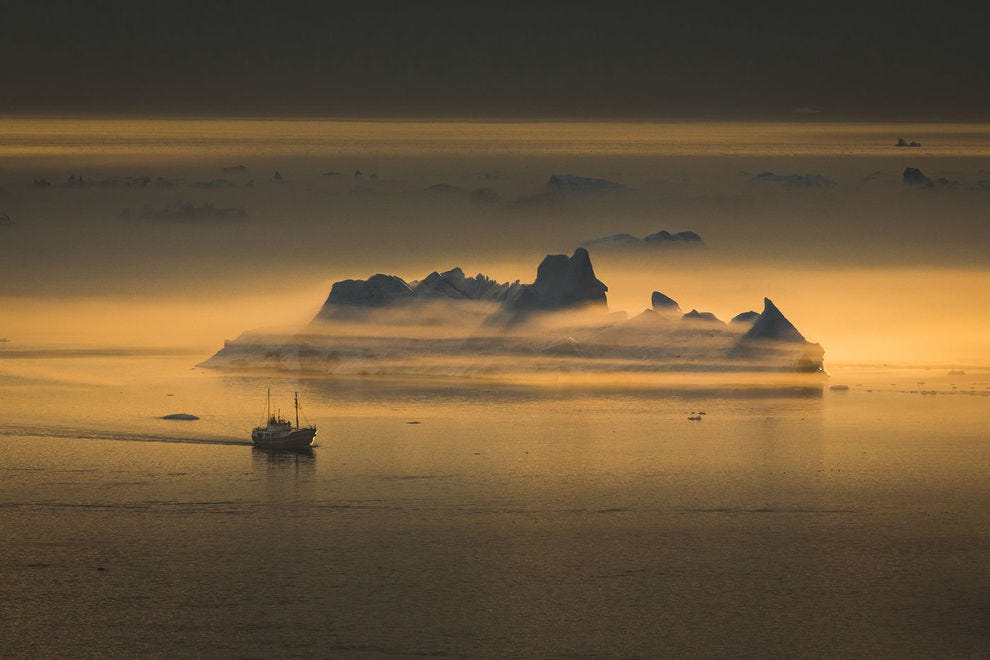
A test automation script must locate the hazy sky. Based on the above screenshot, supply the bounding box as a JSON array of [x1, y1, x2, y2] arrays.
[[2, 1, 988, 119]]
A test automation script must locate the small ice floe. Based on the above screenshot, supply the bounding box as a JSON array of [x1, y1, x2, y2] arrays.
[[162, 413, 199, 421], [948, 370, 966, 375], [896, 138, 922, 148]]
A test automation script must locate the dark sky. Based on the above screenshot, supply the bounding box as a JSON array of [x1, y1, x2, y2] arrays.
[[2, 1, 987, 119]]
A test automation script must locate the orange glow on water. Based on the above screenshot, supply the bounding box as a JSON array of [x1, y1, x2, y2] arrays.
[[2, 118, 990, 162]]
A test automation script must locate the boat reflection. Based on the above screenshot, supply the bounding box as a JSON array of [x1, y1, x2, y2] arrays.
[[251, 445, 316, 466]]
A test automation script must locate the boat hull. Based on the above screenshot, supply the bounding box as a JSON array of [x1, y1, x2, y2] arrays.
[[251, 427, 317, 450]]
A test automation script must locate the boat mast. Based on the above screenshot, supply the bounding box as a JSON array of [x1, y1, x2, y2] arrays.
[[294, 392, 299, 429], [267, 386, 271, 422]]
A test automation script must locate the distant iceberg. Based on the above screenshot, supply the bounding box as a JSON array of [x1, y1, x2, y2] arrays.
[[581, 230, 703, 250], [902, 167, 959, 189]]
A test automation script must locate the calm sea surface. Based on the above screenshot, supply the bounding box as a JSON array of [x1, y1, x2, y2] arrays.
[[1, 349, 987, 656]]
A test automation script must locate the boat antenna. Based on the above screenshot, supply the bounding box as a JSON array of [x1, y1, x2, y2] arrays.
[[294, 391, 299, 429]]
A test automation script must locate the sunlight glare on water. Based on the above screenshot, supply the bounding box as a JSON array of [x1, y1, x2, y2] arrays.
[[3, 118, 990, 161]]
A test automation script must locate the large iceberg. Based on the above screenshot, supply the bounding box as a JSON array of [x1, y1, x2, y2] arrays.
[[204, 251, 825, 375]]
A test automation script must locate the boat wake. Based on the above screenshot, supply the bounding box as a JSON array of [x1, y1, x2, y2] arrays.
[[1, 424, 250, 446]]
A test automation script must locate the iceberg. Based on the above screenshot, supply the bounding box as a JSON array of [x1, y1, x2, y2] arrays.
[[204, 252, 825, 375]]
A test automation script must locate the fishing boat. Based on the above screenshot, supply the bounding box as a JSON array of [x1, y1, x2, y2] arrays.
[[251, 388, 317, 450]]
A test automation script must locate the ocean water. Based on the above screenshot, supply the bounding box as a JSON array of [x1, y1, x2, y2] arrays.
[[1, 349, 988, 656], [2, 118, 989, 655]]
